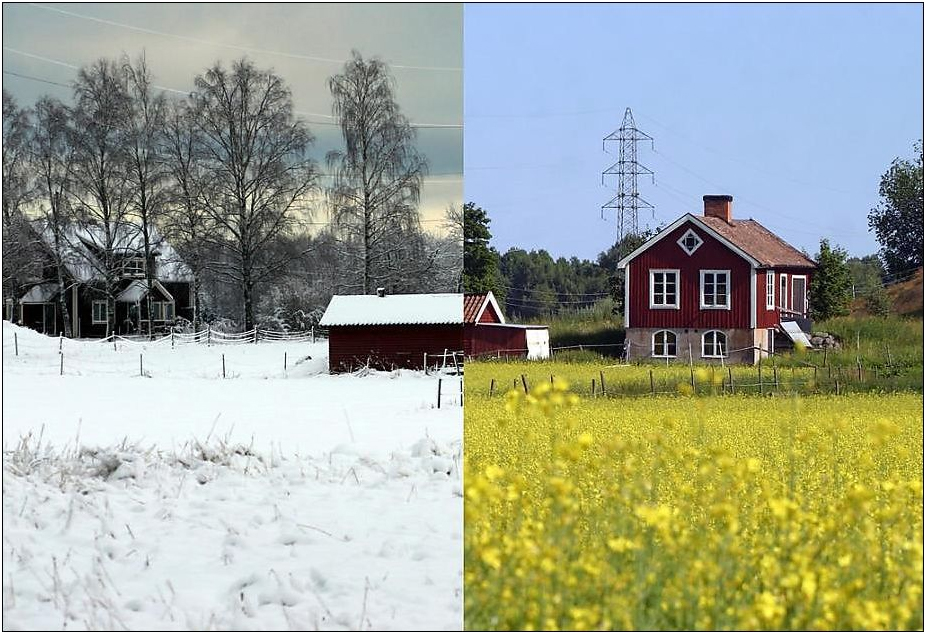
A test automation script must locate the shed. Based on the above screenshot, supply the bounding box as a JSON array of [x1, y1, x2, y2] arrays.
[[319, 291, 463, 373], [464, 291, 550, 360]]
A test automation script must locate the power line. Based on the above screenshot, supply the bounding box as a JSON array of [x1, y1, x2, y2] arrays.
[[3, 48, 463, 129], [2, 69, 70, 89], [27, 3, 463, 72]]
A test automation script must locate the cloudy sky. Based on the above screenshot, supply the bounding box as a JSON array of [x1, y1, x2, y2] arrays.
[[2, 2, 462, 232], [466, 3, 923, 261]]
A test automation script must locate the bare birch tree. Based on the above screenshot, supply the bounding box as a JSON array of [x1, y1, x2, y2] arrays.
[[327, 51, 429, 295], [123, 54, 169, 336], [67, 58, 134, 335], [31, 96, 76, 335], [161, 98, 212, 328], [190, 59, 317, 329], [2, 90, 38, 316]]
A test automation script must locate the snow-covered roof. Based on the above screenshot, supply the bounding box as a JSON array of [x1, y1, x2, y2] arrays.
[[320, 293, 463, 327], [115, 279, 174, 303], [33, 220, 194, 283], [20, 283, 58, 303]]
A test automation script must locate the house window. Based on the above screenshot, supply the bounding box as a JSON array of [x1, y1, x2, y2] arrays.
[[652, 330, 677, 358], [766, 270, 775, 309], [123, 258, 146, 277], [702, 330, 727, 358], [150, 301, 175, 322], [779, 274, 788, 310], [677, 229, 703, 256], [700, 270, 730, 309], [650, 270, 680, 309], [791, 276, 808, 315], [92, 300, 108, 324]]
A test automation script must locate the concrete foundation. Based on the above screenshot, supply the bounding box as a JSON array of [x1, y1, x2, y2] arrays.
[[626, 327, 770, 365]]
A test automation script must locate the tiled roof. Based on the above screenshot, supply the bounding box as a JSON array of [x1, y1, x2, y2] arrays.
[[700, 217, 816, 268], [319, 293, 463, 327], [463, 293, 488, 324]]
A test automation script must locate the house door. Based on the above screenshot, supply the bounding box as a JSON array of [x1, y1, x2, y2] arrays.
[[792, 277, 807, 315]]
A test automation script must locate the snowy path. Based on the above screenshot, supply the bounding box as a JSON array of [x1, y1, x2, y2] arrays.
[[2, 323, 463, 630]]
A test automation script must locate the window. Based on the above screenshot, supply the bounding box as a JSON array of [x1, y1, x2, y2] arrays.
[[677, 229, 703, 256], [791, 276, 807, 315], [779, 274, 788, 309], [700, 270, 730, 309], [652, 330, 677, 358], [650, 270, 680, 309], [92, 300, 108, 324], [766, 270, 775, 309], [123, 258, 146, 277], [702, 330, 727, 358], [149, 301, 175, 322]]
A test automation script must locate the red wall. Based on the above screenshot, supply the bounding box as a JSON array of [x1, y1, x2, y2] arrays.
[[755, 267, 814, 329], [464, 324, 527, 357], [328, 325, 463, 372], [628, 220, 752, 329], [478, 302, 502, 323]]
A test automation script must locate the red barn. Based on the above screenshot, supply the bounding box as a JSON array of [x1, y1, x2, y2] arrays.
[[319, 292, 463, 373], [617, 195, 816, 364], [464, 291, 550, 360]]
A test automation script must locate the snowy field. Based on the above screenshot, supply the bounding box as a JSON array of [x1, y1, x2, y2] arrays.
[[2, 322, 462, 630]]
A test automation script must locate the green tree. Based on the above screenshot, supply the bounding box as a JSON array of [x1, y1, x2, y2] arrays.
[[598, 230, 654, 317], [463, 202, 503, 299], [868, 141, 923, 278], [809, 238, 852, 321]]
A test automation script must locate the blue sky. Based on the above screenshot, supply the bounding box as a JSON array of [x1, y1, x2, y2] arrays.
[[464, 3, 924, 261]]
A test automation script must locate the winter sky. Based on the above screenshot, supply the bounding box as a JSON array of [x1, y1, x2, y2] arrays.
[[464, 3, 924, 261], [2, 2, 463, 232]]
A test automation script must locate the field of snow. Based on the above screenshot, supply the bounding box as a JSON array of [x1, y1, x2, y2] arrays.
[[2, 322, 462, 630]]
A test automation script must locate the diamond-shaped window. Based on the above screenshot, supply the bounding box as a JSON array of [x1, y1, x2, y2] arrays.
[[677, 229, 703, 256]]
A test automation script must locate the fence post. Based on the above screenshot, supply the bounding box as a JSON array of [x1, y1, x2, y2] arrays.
[[823, 347, 828, 367], [60, 352, 63, 376], [284, 351, 287, 371], [254, 328, 259, 344], [172, 330, 175, 348], [423, 352, 427, 374], [222, 353, 226, 379], [437, 378, 442, 409], [490, 378, 495, 397], [207, 324, 212, 346], [857, 360, 862, 382], [311, 326, 315, 343], [14, 332, 17, 356], [591, 378, 596, 398], [520, 374, 529, 394], [140, 353, 144, 377], [59, 334, 63, 352], [460, 378, 464, 406], [599, 370, 606, 396], [759, 364, 764, 396]]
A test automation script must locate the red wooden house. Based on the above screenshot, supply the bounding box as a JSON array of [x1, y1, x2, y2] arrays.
[[464, 291, 550, 359], [616, 195, 816, 364], [319, 291, 463, 373]]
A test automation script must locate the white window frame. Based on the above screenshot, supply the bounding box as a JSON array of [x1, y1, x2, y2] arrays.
[[92, 300, 108, 324], [700, 269, 731, 310], [702, 330, 728, 358], [676, 228, 703, 256], [765, 270, 775, 310], [649, 269, 680, 309], [779, 273, 788, 310], [652, 330, 678, 358], [123, 257, 146, 277], [791, 275, 808, 314]]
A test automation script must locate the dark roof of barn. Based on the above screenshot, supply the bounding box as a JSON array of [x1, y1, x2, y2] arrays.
[[699, 217, 816, 268], [463, 293, 487, 323]]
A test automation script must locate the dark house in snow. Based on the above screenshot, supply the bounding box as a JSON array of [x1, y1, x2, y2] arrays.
[[319, 291, 463, 373], [616, 195, 816, 365], [13, 222, 193, 337], [463, 291, 550, 360]]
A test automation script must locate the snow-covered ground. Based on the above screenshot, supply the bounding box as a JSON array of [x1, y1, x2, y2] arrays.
[[2, 322, 463, 630]]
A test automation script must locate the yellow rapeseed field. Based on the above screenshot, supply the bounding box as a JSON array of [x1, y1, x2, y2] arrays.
[[464, 364, 923, 631]]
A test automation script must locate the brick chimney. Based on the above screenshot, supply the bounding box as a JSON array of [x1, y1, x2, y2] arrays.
[[703, 195, 733, 224]]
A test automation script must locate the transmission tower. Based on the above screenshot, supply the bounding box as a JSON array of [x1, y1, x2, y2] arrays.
[[601, 108, 654, 249]]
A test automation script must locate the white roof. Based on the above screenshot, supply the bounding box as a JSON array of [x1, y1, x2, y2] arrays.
[[320, 293, 463, 326], [780, 321, 813, 348], [115, 279, 174, 303]]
